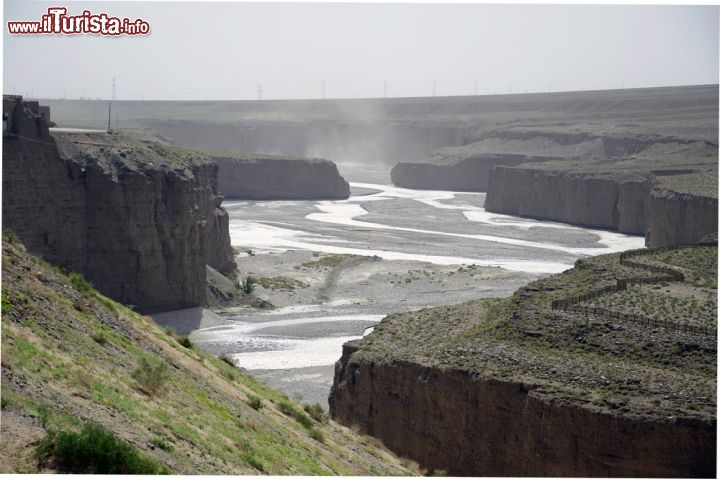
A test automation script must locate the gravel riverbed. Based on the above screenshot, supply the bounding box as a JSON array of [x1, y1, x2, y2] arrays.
[[189, 169, 645, 409]]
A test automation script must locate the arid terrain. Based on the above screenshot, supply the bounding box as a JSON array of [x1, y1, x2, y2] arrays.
[[331, 244, 717, 476], [3, 85, 716, 476]]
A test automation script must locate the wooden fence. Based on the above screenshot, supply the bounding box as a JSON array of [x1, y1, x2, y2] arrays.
[[550, 243, 717, 336]]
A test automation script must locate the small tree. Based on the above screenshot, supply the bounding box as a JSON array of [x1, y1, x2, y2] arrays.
[[241, 276, 257, 294]]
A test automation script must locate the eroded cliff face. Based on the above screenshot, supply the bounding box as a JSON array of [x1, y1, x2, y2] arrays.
[[330, 343, 715, 477], [388, 130, 674, 193], [484, 166, 718, 245], [390, 154, 533, 191], [484, 166, 652, 234], [389, 121, 716, 245], [2, 97, 235, 313], [646, 188, 719, 247], [214, 156, 350, 200]]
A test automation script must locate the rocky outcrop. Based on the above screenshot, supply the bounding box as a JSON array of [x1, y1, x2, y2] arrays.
[[214, 156, 350, 200], [330, 343, 715, 477], [390, 154, 535, 191], [484, 166, 652, 234], [2, 96, 236, 313], [646, 188, 718, 247]]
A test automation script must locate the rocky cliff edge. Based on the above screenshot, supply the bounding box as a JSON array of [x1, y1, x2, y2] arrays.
[[214, 155, 350, 200], [2, 96, 236, 313], [331, 246, 717, 476]]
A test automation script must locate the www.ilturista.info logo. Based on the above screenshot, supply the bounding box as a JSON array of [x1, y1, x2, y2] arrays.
[[8, 7, 150, 35]]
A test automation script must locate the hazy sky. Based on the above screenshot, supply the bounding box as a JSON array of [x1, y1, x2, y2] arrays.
[[3, 2, 718, 100]]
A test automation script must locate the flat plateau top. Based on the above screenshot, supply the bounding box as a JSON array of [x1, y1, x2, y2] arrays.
[[41, 84, 719, 129], [357, 245, 717, 422]]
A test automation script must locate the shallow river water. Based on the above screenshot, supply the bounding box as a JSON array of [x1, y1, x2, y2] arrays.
[[191, 171, 645, 406]]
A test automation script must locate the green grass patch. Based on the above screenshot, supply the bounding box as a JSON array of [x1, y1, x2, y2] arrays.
[[277, 399, 314, 429], [2, 229, 22, 246], [309, 428, 326, 444], [67, 272, 93, 295], [150, 435, 174, 452], [195, 392, 234, 421], [35, 422, 167, 474], [2, 288, 12, 314], [304, 403, 328, 424], [243, 454, 266, 472]]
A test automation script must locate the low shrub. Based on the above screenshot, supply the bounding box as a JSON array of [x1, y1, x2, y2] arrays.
[[303, 403, 328, 424], [132, 356, 169, 396], [178, 336, 193, 349], [35, 422, 166, 474], [150, 435, 173, 452], [309, 428, 326, 444], [248, 395, 263, 410], [219, 353, 236, 367], [278, 399, 314, 429]]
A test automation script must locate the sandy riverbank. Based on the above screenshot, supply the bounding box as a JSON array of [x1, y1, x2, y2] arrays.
[[188, 249, 540, 408]]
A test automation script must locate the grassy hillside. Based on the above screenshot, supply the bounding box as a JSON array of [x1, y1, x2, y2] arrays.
[[358, 245, 717, 422], [0, 234, 415, 474]]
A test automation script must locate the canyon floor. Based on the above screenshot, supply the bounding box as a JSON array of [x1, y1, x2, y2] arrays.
[[184, 166, 646, 408], [202, 250, 537, 407]]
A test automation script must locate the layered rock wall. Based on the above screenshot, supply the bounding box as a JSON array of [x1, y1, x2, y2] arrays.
[[646, 189, 719, 247], [330, 343, 715, 477], [484, 167, 652, 234], [214, 156, 350, 200], [2, 97, 235, 313], [484, 166, 717, 245]]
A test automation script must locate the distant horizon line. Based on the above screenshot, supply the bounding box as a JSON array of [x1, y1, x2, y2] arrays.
[[11, 82, 718, 103]]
